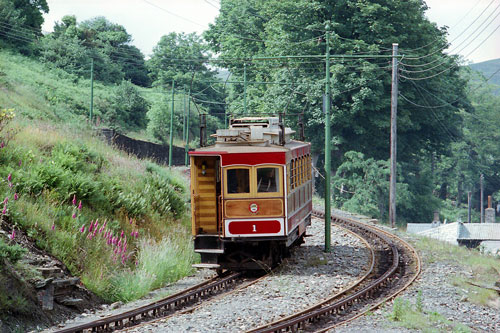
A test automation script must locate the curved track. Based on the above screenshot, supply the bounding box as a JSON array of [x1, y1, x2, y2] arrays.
[[56, 271, 243, 333], [248, 210, 421, 333]]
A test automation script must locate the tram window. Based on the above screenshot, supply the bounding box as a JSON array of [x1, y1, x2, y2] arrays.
[[227, 169, 250, 193], [257, 167, 279, 193]]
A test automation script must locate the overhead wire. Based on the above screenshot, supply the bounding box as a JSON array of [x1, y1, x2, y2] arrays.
[[400, 21, 500, 81]]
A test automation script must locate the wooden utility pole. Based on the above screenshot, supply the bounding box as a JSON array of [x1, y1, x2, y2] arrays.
[[480, 174, 484, 223], [324, 23, 332, 252], [389, 43, 399, 228]]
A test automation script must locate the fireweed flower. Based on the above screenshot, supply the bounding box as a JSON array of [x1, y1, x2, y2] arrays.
[[14, 193, 18, 201], [120, 231, 124, 238], [3, 197, 8, 205], [80, 225, 85, 233], [8, 182, 12, 188], [78, 201, 82, 210], [89, 221, 94, 233], [72, 195, 76, 206], [2, 205, 7, 215], [7, 173, 11, 182], [0, 142, 4, 148], [72, 212, 77, 219], [51, 224, 55, 231], [9, 229, 15, 240]]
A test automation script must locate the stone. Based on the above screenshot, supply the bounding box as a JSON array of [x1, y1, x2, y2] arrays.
[[59, 298, 84, 306]]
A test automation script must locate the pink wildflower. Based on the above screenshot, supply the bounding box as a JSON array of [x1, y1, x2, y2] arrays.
[[14, 193, 18, 201], [89, 221, 94, 233], [118, 239, 122, 247], [130, 230, 135, 237], [0, 142, 4, 148], [87, 233, 93, 240], [8, 182, 12, 188], [78, 201, 82, 210], [3, 197, 8, 204], [72, 195, 76, 206], [107, 237, 112, 245], [134, 231, 139, 238], [79, 225, 85, 233], [2, 205, 6, 215], [99, 226, 104, 234], [51, 224, 55, 231], [72, 212, 77, 219], [93, 221, 99, 231], [9, 229, 15, 240], [7, 173, 11, 182], [129, 218, 133, 225], [120, 230, 124, 238], [93, 228, 97, 236]]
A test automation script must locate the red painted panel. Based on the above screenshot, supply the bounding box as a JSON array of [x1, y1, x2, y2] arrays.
[[222, 153, 286, 166], [228, 220, 281, 234]]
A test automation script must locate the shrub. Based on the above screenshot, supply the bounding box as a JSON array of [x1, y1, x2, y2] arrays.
[[0, 239, 27, 264]]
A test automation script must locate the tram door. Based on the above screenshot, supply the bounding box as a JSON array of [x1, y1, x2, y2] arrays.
[[191, 156, 221, 235]]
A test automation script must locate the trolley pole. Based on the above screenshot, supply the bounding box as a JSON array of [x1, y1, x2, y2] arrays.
[[90, 58, 94, 123], [185, 87, 191, 166], [243, 63, 247, 115], [169, 80, 175, 167], [389, 43, 399, 228], [324, 24, 332, 252]]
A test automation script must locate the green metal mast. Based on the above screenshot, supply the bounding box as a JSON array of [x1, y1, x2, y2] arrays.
[[90, 58, 94, 123], [324, 24, 332, 252], [169, 80, 175, 167]]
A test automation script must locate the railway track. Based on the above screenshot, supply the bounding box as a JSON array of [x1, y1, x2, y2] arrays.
[[56, 271, 245, 333], [55, 210, 420, 333], [248, 210, 421, 333]]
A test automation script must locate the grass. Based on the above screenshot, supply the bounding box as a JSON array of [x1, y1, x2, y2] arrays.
[[414, 236, 500, 308], [388, 295, 471, 332], [1, 118, 194, 302]]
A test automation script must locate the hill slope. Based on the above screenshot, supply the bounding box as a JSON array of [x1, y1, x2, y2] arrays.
[[469, 58, 500, 86]]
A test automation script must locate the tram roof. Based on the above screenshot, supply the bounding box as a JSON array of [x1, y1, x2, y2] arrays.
[[190, 140, 310, 155]]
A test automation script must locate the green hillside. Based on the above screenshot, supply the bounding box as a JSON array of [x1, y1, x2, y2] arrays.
[[469, 58, 500, 87], [0, 48, 202, 330]]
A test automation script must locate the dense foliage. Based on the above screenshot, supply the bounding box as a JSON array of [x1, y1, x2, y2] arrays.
[[205, 0, 473, 222]]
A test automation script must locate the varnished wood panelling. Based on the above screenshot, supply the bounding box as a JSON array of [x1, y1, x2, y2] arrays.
[[224, 199, 284, 218]]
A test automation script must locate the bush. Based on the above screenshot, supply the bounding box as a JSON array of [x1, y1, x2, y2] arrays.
[[0, 239, 27, 264]]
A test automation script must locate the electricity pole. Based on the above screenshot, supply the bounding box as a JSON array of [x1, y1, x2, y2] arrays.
[[480, 174, 484, 223], [169, 80, 175, 167], [324, 23, 332, 252], [185, 87, 191, 166], [90, 58, 94, 123], [243, 63, 247, 115], [389, 43, 399, 228]]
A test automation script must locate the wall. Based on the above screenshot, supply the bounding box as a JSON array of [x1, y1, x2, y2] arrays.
[[100, 128, 187, 166]]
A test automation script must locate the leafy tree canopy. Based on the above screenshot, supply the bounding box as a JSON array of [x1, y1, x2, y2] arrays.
[[147, 32, 226, 117], [40, 16, 150, 86]]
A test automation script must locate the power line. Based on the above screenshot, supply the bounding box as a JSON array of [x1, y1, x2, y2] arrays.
[[140, 0, 205, 27]]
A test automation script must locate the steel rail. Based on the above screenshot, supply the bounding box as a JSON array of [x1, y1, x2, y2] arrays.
[[56, 271, 242, 333], [248, 210, 401, 333], [318, 214, 422, 332]]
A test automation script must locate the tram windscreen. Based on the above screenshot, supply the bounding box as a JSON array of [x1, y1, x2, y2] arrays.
[[227, 169, 250, 193], [257, 167, 279, 193]]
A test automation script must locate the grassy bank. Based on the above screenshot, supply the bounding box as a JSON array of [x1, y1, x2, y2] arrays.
[[0, 117, 195, 303]]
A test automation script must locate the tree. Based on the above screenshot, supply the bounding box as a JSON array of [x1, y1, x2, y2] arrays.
[[147, 32, 226, 117], [106, 81, 150, 130], [40, 16, 150, 86], [0, 0, 48, 53], [205, 0, 470, 223]]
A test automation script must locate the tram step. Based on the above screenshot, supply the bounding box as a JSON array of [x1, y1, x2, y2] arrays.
[[195, 249, 224, 254], [192, 263, 221, 269]]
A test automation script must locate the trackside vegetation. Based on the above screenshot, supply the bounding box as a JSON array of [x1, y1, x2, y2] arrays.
[[0, 114, 195, 302]]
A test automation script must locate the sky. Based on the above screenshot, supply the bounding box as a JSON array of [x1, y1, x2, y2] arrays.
[[41, 0, 499, 64]]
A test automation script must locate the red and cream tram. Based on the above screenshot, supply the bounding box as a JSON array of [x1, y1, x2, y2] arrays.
[[190, 117, 312, 270]]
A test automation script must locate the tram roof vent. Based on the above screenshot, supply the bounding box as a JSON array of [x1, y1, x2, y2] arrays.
[[213, 117, 294, 146]]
